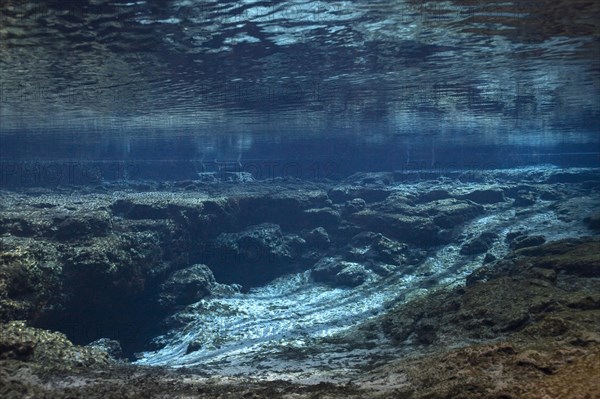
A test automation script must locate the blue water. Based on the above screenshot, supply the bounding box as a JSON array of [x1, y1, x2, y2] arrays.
[[1, 2, 599, 380], [1, 0, 598, 182]]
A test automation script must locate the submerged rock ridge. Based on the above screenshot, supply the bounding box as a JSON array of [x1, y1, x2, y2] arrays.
[[0, 166, 599, 398]]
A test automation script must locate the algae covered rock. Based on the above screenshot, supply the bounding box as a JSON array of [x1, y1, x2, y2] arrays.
[[311, 257, 372, 287], [460, 231, 498, 255], [206, 223, 304, 287], [342, 198, 367, 215], [302, 207, 341, 229], [380, 237, 600, 347], [237, 188, 330, 228], [347, 232, 410, 266], [516, 238, 600, 277], [510, 234, 546, 250], [350, 197, 483, 245], [62, 233, 161, 294], [86, 338, 124, 361], [49, 211, 112, 240], [304, 227, 330, 249], [0, 321, 111, 369], [513, 191, 537, 207], [158, 264, 238, 309], [0, 244, 62, 323], [159, 264, 217, 308]]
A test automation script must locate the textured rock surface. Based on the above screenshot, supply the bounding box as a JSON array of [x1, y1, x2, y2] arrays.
[[2, 235, 598, 398], [205, 223, 306, 287], [0, 244, 62, 322], [158, 264, 238, 310], [460, 231, 498, 255], [584, 211, 600, 230], [311, 257, 372, 287], [352, 237, 600, 398], [86, 338, 124, 361], [0, 167, 598, 398], [0, 321, 111, 368]]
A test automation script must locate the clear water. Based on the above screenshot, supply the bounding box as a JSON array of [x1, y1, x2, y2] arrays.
[[1, 0, 598, 175], [0, 0, 599, 380]]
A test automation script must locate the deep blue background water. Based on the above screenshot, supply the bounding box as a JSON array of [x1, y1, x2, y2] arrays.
[[1, 0, 599, 184]]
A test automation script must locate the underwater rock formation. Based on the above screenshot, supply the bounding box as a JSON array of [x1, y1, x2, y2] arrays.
[[205, 223, 306, 287], [86, 338, 125, 362], [0, 167, 598, 398], [311, 257, 373, 287], [357, 236, 600, 398], [350, 196, 484, 245], [460, 231, 498, 255], [0, 320, 112, 368], [0, 243, 62, 323], [158, 264, 239, 310]]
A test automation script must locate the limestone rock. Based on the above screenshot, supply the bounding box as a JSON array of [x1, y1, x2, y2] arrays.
[[0, 321, 111, 369], [158, 264, 232, 309], [510, 234, 546, 250], [460, 232, 498, 255], [459, 188, 505, 204], [343, 198, 366, 215], [302, 207, 341, 229], [86, 338, 124, 361], [304, 227, 330, 249], [517, 238, 600, 277], [513, 192, 537, 207], [327, 185, 391, 204], [311, 257, 371, 287], [0, 245, 62, 323], [207, 223, 304, 286], [347, 232, 409, 266]]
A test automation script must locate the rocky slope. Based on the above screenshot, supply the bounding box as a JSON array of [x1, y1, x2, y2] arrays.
[[1, 167, 599, 398]]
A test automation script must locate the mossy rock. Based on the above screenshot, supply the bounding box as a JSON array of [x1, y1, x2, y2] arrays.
[[0, 321, 111, 369], [519, 239, 600, 277]]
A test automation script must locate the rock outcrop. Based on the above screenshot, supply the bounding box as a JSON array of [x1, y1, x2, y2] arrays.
[[0, 167, 598, 398], [158, 264, 238, 310]]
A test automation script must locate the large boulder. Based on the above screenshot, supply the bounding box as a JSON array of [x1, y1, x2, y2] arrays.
[[304, 227, 331, 249], [302, 207, 341, 229], [49, 211, 112, 240], [347, 232, 409, 265], [311, 257, 372, 287], [237, 189, 330, 228], [350, 195, 484, 246], [429, 199, 484, 229], [460, 232, 499, 255], [86, 338, 124, 361], [0, 242, 62, 323], [158, 264, 236, 309], [0, 321, 111, 369], [342, 198, 367, 215], [350, 210, 441, 245], [206, 223, 305, 287], [111, 195, 238, 238]]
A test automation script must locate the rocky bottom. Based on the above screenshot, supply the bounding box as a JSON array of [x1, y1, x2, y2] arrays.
[[2, 236, 599, 398], [1, 167, 599, 398]]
